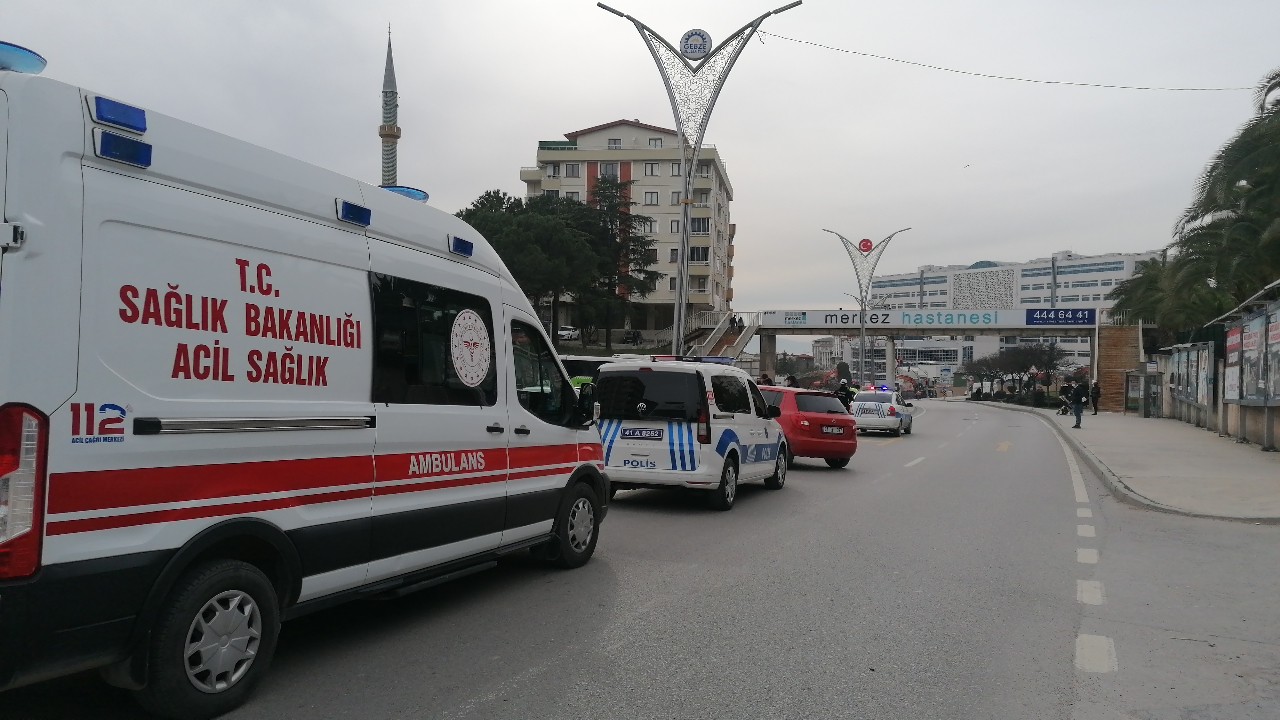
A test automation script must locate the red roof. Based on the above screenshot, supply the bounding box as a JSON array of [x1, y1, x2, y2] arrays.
[[564, 119, 677, 139]]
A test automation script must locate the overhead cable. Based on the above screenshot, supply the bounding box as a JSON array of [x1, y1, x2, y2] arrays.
[[757, 30, 1252, 92]]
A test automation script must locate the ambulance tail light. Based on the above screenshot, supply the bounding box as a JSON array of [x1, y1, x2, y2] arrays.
[[0, 404, 47, 579]]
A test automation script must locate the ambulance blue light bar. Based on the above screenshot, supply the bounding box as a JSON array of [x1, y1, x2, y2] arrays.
[[0, 41, 46, 74], [449, 235, 474, 258], [95, 129, 152, 168], [336, 200, 371, 227], [92, 96, 147, 134], [382, 185, 429, 202]]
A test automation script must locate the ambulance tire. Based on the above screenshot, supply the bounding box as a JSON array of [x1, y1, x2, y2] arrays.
[[765, 447, 787, 489], [135, 560, 280, 720], [707, 457, 738, 511], [538, 482, 600, 569]]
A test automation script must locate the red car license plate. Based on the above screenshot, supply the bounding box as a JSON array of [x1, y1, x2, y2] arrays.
[[822, 426, 845, 435]]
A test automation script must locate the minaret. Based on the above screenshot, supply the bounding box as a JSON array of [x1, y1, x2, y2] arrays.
[[379, 27, 401, 187]]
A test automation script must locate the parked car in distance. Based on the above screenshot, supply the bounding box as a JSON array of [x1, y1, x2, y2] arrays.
[[850, 390, 914, 436], [759, 387, 858, 468], [557, 325, 581, 341]]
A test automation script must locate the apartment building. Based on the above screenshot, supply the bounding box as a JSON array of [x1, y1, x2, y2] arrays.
[[866, 249, 1160, 366], [520, 119, 735, 330]]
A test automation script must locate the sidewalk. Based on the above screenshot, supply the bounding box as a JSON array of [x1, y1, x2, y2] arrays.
[[967, 400, 1280, 521]]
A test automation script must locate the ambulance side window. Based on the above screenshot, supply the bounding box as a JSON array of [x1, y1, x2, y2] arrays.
[[369, 272, 498, 406], [510, 321, 576, 426]]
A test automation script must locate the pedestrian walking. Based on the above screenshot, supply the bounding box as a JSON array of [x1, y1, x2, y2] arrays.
[[784, 374, 799, 387], [1070, 379, 1089, 428], [1090, 381, 1101, 415], [759, 374, 773, 386]]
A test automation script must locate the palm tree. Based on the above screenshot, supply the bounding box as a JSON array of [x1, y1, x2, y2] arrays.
[[1115, 68, 1280, 331]]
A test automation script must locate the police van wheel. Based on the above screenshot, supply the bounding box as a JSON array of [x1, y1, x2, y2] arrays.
[[540, 482, 600, 569], [708, 459, 738, 511], [765, 450, 787, 489], [135, 560, 280, 720]]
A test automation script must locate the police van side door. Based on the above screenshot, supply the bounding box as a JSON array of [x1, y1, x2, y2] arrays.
[[746, 380, 781, 479], [367, 242, 508, 583], [502, 306, 585, 545], [709, 374, 758, 476]]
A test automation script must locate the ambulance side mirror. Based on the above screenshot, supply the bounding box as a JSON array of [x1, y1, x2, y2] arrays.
[[575, 382, 597, 427]]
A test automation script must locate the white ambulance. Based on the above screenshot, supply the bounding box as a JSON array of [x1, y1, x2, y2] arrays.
[[0, 45, 607, 718]]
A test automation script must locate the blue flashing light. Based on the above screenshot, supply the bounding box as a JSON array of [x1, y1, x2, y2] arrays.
[[93, 96, 147, 134], [382, 185, 429, 202], [0, 41, 47, 75], [336, 200, 371, 227], [449, 235, 475, 258], [96, 130, 152, 168]]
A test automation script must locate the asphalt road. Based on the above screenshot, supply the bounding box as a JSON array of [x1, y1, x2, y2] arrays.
[[8, 400, 1280, 719]]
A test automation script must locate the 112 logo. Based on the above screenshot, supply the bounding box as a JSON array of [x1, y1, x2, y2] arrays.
[[70, 403, 127, 439]]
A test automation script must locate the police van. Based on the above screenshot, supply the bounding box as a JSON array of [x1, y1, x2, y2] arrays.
[[0, 45, 606, 718], [595, 360, 787, 510]]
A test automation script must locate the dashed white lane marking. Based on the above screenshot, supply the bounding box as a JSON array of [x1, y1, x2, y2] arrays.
[[1077, 580, 1105, 605], [1077, 548, 1099, 564], [1077, 507, 1093, 518], [1077, 524, 1096, 538], [1075, 634, 1118, 673], [904, 457, 925, 468]]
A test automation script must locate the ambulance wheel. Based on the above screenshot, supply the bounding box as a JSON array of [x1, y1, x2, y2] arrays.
[[765, 449, 787, 489], [708, 458, 738, 511], [539, 482, 600, 569], [135, 560, 280, 720]]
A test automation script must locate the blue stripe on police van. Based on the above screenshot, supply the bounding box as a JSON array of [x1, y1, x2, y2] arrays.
[[602, 420, 621, 466], [686, 422, 697, 471], [667, 421, 679, 470], [679, 422, 689, 471]]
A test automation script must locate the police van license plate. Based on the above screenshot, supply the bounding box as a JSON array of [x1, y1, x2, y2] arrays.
[[822, 426, 845, 435]]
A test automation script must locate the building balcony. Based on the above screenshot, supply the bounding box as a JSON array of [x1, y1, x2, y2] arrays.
[[689, 262, 712, 276], [728, 223, 736, 240], [726, 288, 734, 302], [519, 166, 542, 182]]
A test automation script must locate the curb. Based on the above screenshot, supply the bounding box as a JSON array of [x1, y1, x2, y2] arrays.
[[972, 401, 1280, 524]]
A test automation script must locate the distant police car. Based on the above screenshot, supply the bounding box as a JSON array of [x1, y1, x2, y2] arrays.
[[850, 388, 915, 436], [595, 360, 787, 510]]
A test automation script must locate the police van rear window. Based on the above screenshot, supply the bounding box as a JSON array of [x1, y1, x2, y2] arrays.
[[596, 371, 702, 421], [855, 392, 893, 404]]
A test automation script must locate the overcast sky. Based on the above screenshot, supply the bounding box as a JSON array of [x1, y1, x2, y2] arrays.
[[8, 0, 1277, 354]]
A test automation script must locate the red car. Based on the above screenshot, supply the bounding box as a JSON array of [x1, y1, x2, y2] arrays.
[[759, 387, 858, 468]]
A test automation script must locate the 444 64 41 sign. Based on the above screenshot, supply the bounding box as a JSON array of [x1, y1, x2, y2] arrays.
[[1025, 309, 1096, 326]]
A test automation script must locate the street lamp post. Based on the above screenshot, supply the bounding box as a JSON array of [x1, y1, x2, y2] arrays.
[[599, 1, 802, 354], [825, 227, 911, 386]]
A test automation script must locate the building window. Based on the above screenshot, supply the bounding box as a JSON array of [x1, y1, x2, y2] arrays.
[[671, 191, 681, 205], [690, 246, 710, 263], [671, 162, 681, 176], [644, 249, 658, 265], [670, 220, 680, 233], [690, 218, 710, 235], [691, 277, 708, 292], [1100, 279, 1113, 286], [644, 162, 659, 176], [564, 163, 580, 178], [669, 248, 679, 263], [607, 138, 622, 149], [546, 163, 559, 178], [649, 138, 663, 148], [641, 219, 655, 234], [695, 191, 710, 206], [599, 162, 618, 179], [566, 191, 579, 201], [697, 163, 711, 178], [669, 276, 677, 291], [644, 191, 658, 206], [1060, 295, 1081, 302], [543, 190, 558, 199], [370, 272, 497, 406]]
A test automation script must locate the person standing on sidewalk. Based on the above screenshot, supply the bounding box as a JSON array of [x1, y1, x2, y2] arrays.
[[1071, 379, 1090, 428], [1090, 381, 1101, 415]]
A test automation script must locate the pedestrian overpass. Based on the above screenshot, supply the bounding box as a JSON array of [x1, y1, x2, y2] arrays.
[[696, 307, 1102, 380]]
